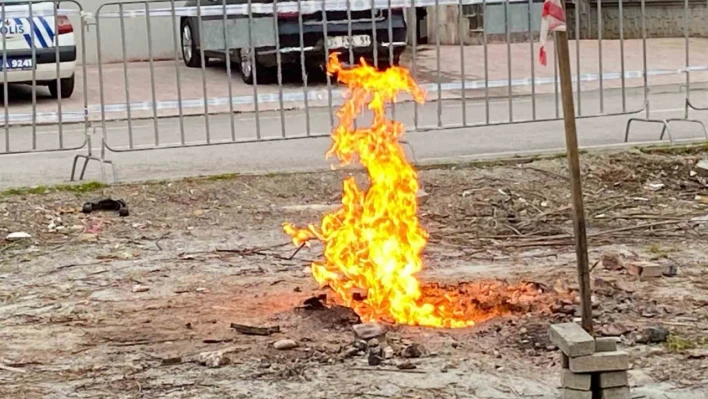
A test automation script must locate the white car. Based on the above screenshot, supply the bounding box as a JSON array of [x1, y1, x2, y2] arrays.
[[0, 2, 76, 98]]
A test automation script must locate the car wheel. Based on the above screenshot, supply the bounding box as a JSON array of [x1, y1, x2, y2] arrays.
[[48, 75, 75, 99], [181, 19, 201, 68]]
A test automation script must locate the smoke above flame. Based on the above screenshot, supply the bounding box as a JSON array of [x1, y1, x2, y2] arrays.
[[283, 54, 474, 328]]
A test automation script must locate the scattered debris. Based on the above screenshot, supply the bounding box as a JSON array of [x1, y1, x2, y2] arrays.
[[300, 295, 328, 311], [230, 323, 281, 336], [401, 343, 425, 359], [599, 323, 633, 337], [626, 261, 663, 278], [82, 198, 130, 217], [132, 285, 150, 293], [78, 233, 99, 243], [636, 327, 669, 344], [352, 323, 387, 340], [383, 346, 394, 359], [601, 253, 623, 271], [367, 346, 384, 366], [273, 339, 298, 350], [663, 264, 678, 277], [694, 159, 708, 177], [396, 361, 416, 370], [5, 232, 31, 241], [416, 189, 429, 205], [687, 349, 708, 359], [195, 351, 231, 368]]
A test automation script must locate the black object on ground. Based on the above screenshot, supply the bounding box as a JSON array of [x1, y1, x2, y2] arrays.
[[82, 198, 129, 217]]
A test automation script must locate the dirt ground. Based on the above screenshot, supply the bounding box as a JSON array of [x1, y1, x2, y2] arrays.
[[1, 147, 707, 399]]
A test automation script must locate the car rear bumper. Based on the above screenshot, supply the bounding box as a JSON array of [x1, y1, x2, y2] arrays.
[[0, 61, 76, 84], [1, 46, 77, 64]]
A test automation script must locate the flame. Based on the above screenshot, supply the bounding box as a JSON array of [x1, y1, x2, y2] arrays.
[[283, 54, 473, 328]]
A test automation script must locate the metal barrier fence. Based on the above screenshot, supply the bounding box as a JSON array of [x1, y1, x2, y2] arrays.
[[1, 0, 707, 183]]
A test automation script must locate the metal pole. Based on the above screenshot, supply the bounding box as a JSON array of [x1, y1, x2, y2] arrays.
[[554, 21, 593, 334]]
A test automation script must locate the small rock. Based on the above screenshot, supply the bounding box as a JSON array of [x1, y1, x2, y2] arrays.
[[352, 340, 368, 351], [600, 323, 633, 337], [694, 159, 708, 177], [343, 347, 360, 358], [687, 349, 708, 359], [663, 264, 678, 277], [615, 280, 638, 293], [416, 189, 429, 206], [397, 361, 416, 370], [132, 285, 150, 293], [643, 327, 669, 344], [196, 351, 230, 368], [383, 346, 394, 359], [368, 346, 384, 366], [5, 232, 31, 241], [352, 323, 387, 340], [402, 343, 424, 359], [274, 339, 298, 350], [602, 253, 623, 271], [519, 327, 528, 334], [78, 233, 99, 243]]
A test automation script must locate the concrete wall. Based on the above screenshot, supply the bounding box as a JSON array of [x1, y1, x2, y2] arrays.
[[71, 0, 187, 65], [426, 3, 543, 45], [567, 1, 708, 40]]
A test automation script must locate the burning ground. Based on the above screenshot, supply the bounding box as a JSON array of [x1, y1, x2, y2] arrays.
[[1, 147, 708, 398]]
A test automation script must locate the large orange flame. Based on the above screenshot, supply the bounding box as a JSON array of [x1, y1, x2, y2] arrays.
[[283, 54, 473, 328]]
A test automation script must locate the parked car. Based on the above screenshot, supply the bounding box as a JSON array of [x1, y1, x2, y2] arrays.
[[180, 1, 407, 84], [0, 1, 76, 98]]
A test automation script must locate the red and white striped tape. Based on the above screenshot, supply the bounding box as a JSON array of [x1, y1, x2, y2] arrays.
[[539, 0, 566, 66]]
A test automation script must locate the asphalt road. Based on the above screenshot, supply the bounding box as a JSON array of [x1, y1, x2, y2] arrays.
[[1, 85, 707, 189]]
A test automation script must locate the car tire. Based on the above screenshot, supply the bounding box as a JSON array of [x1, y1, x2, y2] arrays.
[[48, 75, 75, 99], [239, 48, 277, 85], [181, 19, 201, 68]]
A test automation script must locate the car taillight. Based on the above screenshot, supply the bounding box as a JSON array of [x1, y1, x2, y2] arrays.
[[278, 11, 299, 19], [57, 15, 73, 35]]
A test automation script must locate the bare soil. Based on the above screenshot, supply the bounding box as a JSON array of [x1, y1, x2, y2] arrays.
[[1, 148, 707, 399]]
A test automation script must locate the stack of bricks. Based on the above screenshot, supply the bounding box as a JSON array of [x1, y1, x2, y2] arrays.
[[549, 323, 630, 399]]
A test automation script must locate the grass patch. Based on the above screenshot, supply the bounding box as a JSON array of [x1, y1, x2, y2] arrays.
[[638, 142, 708, 156], [647, 244, 678, 259], [667, 335, 708, 353], [0, 181, 108, 197]]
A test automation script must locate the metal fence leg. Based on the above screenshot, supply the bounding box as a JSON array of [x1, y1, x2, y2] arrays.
[[624, 118, 673, 144], [70, 126, 118, 184]]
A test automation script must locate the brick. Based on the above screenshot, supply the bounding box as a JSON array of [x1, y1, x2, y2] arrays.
[[562, 388, 592, 399], [561, 369, 591, 390], [595, 337, 618, 352], [600, 386, 631, 399], [549, 323, 595, 357], [598, 371, 629, 388], [569, 352, 629, 373], [626, 261, 663, 278]]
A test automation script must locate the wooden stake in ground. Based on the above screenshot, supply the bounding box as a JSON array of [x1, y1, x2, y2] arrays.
[[554, 27, 593, 334]]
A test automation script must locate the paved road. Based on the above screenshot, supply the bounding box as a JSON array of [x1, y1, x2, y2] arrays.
[[1, 84, 707, 189]]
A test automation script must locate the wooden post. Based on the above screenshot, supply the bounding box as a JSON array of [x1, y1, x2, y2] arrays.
[[554, 27, 593, 335]]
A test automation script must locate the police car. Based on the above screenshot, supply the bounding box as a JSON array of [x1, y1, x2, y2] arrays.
[[0, 2, 76, 98]]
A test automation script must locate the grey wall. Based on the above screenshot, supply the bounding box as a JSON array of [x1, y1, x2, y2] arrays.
[[484, 3, 543, 35], [567, 2, 708, 39]]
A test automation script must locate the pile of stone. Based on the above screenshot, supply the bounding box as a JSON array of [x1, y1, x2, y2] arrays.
[[550, 323, 630, 399]]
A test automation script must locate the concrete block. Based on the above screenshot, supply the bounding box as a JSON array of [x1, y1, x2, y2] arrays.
[[562, 388, 592, 399], [561, 369, 591, 390], [595, 337, 618, 352], [598, 370, 629, 388], [569, 352, 629, 373], [600, 386, 631, 399], [549, 323, 595, 357], [561, 353, 569, 368], [626, 261, 663, 278]]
